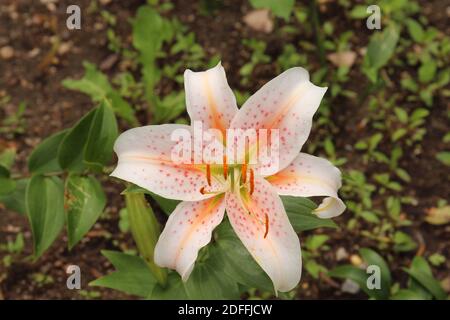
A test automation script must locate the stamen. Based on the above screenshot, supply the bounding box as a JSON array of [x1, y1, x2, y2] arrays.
[[264, 213, 269, 238], [249, 168, 255, 195], [200, 186, 222, 195], [206, 164, 211, 186], [241, 163, 247, 184], [223, 155, 228, 180]]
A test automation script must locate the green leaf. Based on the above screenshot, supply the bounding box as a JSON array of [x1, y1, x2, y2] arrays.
[[184, 244, 240, 299], [58, 108, 96, 172], [390, 289, 427, 300], [83, 101, 118, 171], [349, 5, 369, 19], [249, 0, 295, 20], [403, 260, 446, 300], [436, 152, 450, 166], [392, 128, 407, 142], [90, 250, 157, 298], [304, 260, 327, 279], [408, 256, 433, 299], [0, 176, 16, 195], [364, 24, 399, 71], [123, 184, 180, 215], [65, 175, 106, 249], [148, 191, 180, 215], [359, 248, 391, 299], [154, 91, 186, 124], [329, 265, 384, 299], [405, 256, 446, 300], [0, 178, 28, 215], [214, 220, 273, 292], [28, 130, 68, 174], [305, 235, 329, 251], [106, 91, 138, 126], [360, 211, 380, 224], [418, 60, 437, 83], [63, 62, 112, 100], [395, 168, 411, 183], [26, 175, 65, 259], [428, 253, 445, 267], [394, 107, 408, 124], [410, 108, 429, 122], [148, 273, 188, 300], [132, 6, 173, 103], [0, 165, 15, 195], [281, 196, 338, 231], [393, 231, 417, 252], [406, 19, 424, 43], [62, 62, 138, 125], [0, 147, 16, 170]]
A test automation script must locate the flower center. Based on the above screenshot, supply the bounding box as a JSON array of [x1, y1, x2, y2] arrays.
[[199, 160, 255, 196], [199, 161, 268, 238]]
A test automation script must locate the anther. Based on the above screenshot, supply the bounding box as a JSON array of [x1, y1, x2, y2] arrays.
[[206, 164, 211, 186], [223, 155, 228, 180], [241, 163, 247, 184]]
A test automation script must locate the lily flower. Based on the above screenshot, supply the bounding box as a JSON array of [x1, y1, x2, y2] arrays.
[[111, 63, 345, 292]]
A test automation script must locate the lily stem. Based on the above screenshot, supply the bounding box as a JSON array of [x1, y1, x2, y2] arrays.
[[309, 0, 326, 67]]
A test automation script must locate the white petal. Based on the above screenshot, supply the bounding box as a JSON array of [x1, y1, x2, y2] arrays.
[[230, 67, 327, 175], [111, 124, 220, 201], [154, 196, 226, 280], [268, 152, 346, 218], [184, 62, 238, 135], [225, 177, 301, 292]]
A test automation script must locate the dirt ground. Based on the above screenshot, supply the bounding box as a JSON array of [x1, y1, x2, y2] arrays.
[[0, 0, 448, 299]]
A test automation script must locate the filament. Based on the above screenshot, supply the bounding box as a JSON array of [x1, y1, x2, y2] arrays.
[[264, 213, 269, 238], [249, 168, 255, 195]]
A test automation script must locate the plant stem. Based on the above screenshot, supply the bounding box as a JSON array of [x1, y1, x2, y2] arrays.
[[309, 0, 326, 67], [125, 192, 167, 287]]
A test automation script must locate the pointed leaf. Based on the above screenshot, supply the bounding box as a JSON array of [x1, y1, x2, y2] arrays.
[[83, 100, 118, 171], [90, 250, 157, 297], [28, 130, 68, 174], [359, 248, 391, 299], [58, 108, 96, 172], [281, 196, 338, 231], [0, 178, 28, 215], [26, 175, 65, 259], [65, 175, 106, 249]]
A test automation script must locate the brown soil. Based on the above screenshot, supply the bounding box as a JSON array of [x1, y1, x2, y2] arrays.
[[0, 0, 448, 299]]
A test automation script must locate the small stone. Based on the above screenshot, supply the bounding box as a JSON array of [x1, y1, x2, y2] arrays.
[[243, 9, 274, 33], [341, 279, 360, 294], [441, 276, 450, 293], [336, 247, 349, 261], [58, 42, 72, 56], [327, 51, 357, 68], [28, 48, 41, 58], [350, 254, 363, 267], [0, 46, 14, 60]]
